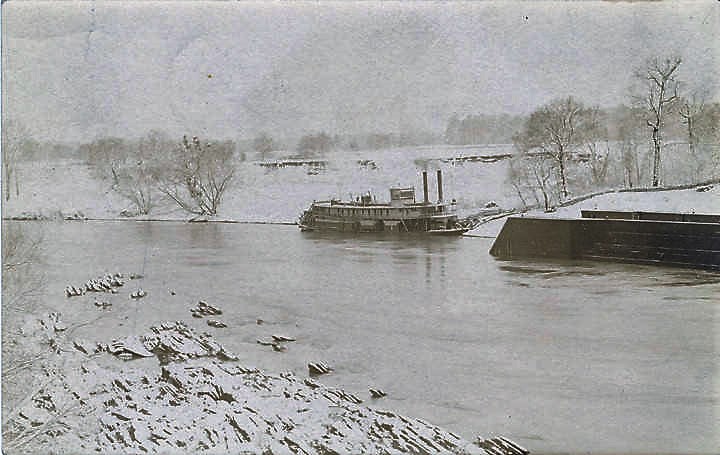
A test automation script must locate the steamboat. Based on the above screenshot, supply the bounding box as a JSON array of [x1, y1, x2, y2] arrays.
[[298, 170, 470, 235]]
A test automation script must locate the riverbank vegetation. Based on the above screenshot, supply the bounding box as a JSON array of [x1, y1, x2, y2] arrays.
[[507, 56, 719, 211], [3, 55, 718, 221]]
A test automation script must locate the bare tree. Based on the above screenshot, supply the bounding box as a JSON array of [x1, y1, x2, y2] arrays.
[[2, 119, 33, 202], [697, 102, 720, 177], [158, 135, 236, 216], [583, 107, 612, 187], [513, 96, 596, 199], [678, 90, 717, 181], [633, 56, 682, 187]]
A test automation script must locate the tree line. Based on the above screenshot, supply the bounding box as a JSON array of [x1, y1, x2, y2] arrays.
[[507, 56, 720, 211], [251, 130, 441, 159], [80, 132, 239, 217], [3, 56, 718, 216]]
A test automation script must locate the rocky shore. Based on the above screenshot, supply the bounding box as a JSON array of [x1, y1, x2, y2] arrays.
[[3, 274, 528, 455]]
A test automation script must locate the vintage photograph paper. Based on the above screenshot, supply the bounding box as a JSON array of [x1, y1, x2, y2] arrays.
[[2, 2, 718, 454]]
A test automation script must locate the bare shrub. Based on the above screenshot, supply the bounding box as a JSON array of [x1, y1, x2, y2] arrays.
[[508, 151, 559, 212], [2, 223, 100, 451], [253, 132, 275, 161], [2, 223, 45, 416], [113, 131, 172, 215], [79, 137, 128, 186]]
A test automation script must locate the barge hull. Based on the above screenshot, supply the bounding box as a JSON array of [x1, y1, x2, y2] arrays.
[[490, 215, 720, 271]]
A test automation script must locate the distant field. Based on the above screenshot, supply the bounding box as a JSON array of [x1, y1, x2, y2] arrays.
[[4, 146, 517, 222], [5, 143, 716, 223]]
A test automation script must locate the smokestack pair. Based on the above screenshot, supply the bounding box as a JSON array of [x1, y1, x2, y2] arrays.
[[421, 170, 443, 203]]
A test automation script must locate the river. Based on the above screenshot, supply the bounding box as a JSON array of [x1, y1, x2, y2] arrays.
[[25, 220, 719, 454]]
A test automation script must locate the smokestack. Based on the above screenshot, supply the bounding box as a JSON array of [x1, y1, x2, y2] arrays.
[[436, 169, 443, 202], [422, 171, 429, 203]]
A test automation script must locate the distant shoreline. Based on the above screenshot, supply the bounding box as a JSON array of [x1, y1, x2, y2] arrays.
[[1, 217, 298, 226], [4, 179, 718, 230]]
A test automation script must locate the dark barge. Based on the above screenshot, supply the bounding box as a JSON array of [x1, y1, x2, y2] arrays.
[[298, 170, 469, 234], [490, 210, 720, 271]]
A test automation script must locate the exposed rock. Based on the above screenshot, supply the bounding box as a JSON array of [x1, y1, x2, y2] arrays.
[[476, 436, 529, 455], [94, 299, 112, 309], [696, 185, 713, 192], [65, 285, 86, 297], [140, 321, 238, 364], [369, 388, 387, 398], [206, 320, 227, 328], [118, 352, 135, 361], [303, 378, 321, 389], [272, 335, 296, 342], [130, 289, 147, 299], [53, 322, 68, 332], [257, 334, 295, 352], [198, 301, 222, 315], [73, 339, 97, 355], [6, 317, 514, 455], [308, 361, 332, 376], [87, 360, 485, 454], [66, 273, 125, 298], [257, 338, 287, 352], [108, 336, 154, 359], [190, 301, 223, 318]]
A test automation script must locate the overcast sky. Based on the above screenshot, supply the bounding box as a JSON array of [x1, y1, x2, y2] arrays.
[[2, 1, 718, 142]]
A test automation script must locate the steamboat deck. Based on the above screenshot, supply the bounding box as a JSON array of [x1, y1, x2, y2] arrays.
[[298, 170, 469, 234]]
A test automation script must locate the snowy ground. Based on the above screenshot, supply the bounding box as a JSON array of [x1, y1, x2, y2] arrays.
[[3, 146, 516, 222], [469, 183, 720, 238], [5, 145, 716, 226]]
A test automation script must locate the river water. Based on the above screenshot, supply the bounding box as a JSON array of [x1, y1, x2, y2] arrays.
[[27, 220, 719, 454]]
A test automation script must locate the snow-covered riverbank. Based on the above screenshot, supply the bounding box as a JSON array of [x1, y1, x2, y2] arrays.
[[469, 182, 719, 238], [5, 301, 518, 454]]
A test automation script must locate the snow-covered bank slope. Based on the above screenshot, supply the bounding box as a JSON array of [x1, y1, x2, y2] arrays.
[[6, 315, 493, 454]]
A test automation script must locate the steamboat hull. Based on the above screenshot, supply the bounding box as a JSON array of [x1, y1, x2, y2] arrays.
[[298, 213, 468, 235], [298, 170, 469, 235]]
